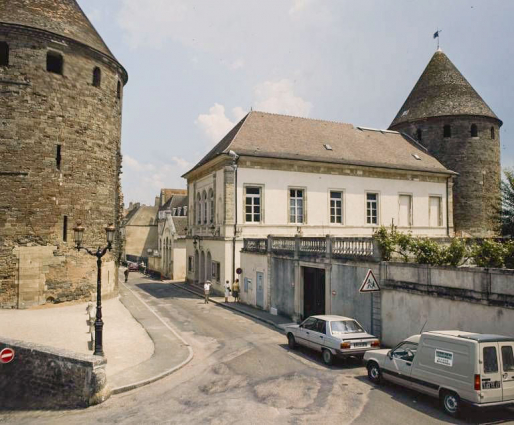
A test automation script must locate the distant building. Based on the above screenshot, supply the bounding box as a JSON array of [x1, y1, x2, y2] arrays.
[[182, 111, 455, 293], [0, 0, 127, 308], [389, 50, 502, 237]]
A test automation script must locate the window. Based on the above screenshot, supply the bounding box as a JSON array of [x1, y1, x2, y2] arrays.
[[92, 67, 101, 87], [471, 124, 478, 137], [416, 128, 422, 141], [315, 319, 327, 335], [0, 42, 9, 66], [245, 186, 261, 223], [483, 346, 499, 374], [196, 193, 201, 224], [117, 81, 122, 99], [366, 193, 379, 224], [202, 191, 207, 224], [47, 51, 63, 75], [491, 127, 495, 140], [63, 216, 68, 242], [209, 189, 214, 224], [188, 256, 194, 272], [429, 196, 442, 227], [330, 191, 343, 224], [183, 206, 188, 216], [212, 261, 220, 281], [398, 194, 412, 227], [56, 145, 62, 170], [330, 320, 364, 334], [289, 189, 304, 223], [301, 317, 317, 330], [443, 125, 451, 138], [502, 346, 514, 372], [391, 342, 418, 362]]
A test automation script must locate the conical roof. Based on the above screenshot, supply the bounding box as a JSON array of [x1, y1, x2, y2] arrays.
[[0, 0, 114, 60], [390, 50, 500, 128]]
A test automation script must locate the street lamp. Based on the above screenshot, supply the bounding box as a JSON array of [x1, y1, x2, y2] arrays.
[[73, 220, 115, 356]]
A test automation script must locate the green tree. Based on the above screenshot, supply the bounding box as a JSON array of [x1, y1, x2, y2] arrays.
[[500, 168, 514, 236]]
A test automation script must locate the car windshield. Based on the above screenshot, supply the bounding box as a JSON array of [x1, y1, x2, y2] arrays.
[[330, 320, 364, 334]]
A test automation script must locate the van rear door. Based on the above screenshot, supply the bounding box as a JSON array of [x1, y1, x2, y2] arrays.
[[480, 343, 502, 403], [499, 342, 514, 402]]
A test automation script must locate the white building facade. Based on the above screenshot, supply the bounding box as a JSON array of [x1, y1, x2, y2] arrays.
[[183, 112, 455, 294]]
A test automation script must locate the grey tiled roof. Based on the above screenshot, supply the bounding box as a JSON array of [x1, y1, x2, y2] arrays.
[[171, 217, 188, 237], [0, 0, 116, 60], [184, 111, 453, 176], [390, 50, 500, 128]]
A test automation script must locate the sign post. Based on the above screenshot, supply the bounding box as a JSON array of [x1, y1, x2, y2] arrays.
[[0, 347, 15, 364], [360, 269, 380, 335]]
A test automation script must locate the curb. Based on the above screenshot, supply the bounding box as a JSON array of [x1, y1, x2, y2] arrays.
[[174, 283, 286, 334], [112, 281, 194, 395]]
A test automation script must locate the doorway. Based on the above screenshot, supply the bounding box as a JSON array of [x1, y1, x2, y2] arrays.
[[303, 267, 325, 318]]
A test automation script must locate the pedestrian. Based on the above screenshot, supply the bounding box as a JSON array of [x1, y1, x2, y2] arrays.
[[204, 280, 212, 304], [224, 280, 231, 303], [142, 263, 147, 275], [232, 278, 240, 302], [124, 268, 129, 282]]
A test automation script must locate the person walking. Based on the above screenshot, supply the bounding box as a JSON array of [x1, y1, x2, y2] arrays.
[[204, 280, 212, 304], [224, 280, 231, 303], [232, 278, 240, 302], [124, 268, 129, 283]]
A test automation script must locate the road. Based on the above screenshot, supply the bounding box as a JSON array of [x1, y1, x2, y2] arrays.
[[2, 279, 514, 424]]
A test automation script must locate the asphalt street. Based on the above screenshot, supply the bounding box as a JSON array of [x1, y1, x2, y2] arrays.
[[2, 278, 514, 425]]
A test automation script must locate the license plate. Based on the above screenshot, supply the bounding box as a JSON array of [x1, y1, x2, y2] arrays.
[[482, 381, 501, 389], [353, 342, 367, 348]]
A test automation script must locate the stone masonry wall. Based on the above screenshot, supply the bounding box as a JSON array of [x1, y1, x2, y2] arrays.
[[0, 337, 109, 409], [392, 116, 501, 236], [0, 25, 125, 308]]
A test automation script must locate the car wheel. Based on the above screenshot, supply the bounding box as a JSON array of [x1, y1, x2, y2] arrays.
[[287, 333, 297, 349], [367, 361, 382, 384], [440, 391, 460, 417], [322, 349, 333, 366]]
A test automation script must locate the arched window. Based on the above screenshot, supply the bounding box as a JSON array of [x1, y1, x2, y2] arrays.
[[92, 67, 101, 87], [416, 128, 422, 141], [0, 42, 9, 66], [470, 124, 478, 137], [196, 193, 201, 224], [491, 127, 495, 140], [209, 189, 214, 224], [117, 81, 122, 99], [443, 125, 451, 138], [202, 191, 208, 224], [47, 51, 63, 75]]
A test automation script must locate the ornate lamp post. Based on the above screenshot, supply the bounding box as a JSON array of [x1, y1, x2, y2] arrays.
[[73, 220, 115, 356]]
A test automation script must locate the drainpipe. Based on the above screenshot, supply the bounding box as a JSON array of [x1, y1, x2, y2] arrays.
[[229, 151, 239, 284], [446, 177, 450, 237]]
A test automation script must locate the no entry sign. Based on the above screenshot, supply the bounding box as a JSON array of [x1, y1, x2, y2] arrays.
[[0, 347, 15, 364]]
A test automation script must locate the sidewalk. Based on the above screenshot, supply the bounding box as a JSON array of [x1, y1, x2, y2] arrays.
[[0, 270, 193, 395], [175, 282, 295, 332]]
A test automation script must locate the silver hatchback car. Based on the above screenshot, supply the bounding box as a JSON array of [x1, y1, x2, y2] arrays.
[[285, 315, 381, 365]]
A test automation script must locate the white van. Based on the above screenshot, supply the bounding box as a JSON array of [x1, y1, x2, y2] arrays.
[[364, 331, 514, 417]]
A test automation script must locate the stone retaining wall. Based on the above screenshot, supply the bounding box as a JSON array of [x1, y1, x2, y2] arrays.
[[0, 337, 109, 409]]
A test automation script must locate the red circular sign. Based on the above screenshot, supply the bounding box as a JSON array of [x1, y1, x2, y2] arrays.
[[236, 268, 242, 275], [0, 348, 15, 364]]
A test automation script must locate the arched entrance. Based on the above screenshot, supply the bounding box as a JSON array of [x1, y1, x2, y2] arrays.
[[200, 251, 205, 283], [194, 250, 199, 283], [206, 251, 212, 281]]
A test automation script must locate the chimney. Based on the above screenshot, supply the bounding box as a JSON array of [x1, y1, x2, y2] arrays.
[[155, 196, 160, 207]]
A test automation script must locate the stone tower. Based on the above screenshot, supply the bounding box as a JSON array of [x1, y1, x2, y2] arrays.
[[0, 0, 128, 308], [389, 50, 501, 237]]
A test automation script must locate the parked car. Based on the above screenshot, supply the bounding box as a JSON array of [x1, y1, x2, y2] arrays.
[[364, 330, 514, 417], [285, 315, 381, 365], [127, 262, 139, 271]]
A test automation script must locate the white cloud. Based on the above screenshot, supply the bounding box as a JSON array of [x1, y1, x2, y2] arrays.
[[195, 104, 247, 143], [230, 58, 245, 70], [289, 0, 315, 15], [254, 79, 312, 117], [124, 155, 155, 172]]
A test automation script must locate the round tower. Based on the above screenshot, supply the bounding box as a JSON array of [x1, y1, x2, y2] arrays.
[[389, 50, 501, 237], [0, 0, 127, 308]]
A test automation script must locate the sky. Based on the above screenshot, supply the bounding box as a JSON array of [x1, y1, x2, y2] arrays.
[[78, 0, 514, 206]]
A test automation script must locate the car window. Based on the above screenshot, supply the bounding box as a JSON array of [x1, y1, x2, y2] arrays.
[[392, 342, 418, 361], [330, 320, 364, 334], [315, 319, 326, 335], [483, 347, 499, 374], [302, 318, 317, 330], [501, 346, 514, 372]]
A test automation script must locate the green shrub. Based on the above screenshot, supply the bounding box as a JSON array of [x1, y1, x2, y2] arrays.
[[504, 241, 514, 269], [411, 239, 443, 265], [471, 240, 505, 268], [441, 238, 467, 267]]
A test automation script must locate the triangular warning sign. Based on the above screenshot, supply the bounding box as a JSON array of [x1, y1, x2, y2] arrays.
[[359, 269, 380, 293]]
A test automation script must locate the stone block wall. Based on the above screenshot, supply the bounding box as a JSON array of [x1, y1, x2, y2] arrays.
[[0, 337, 109, 409], [0, 24, 126, 308]]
